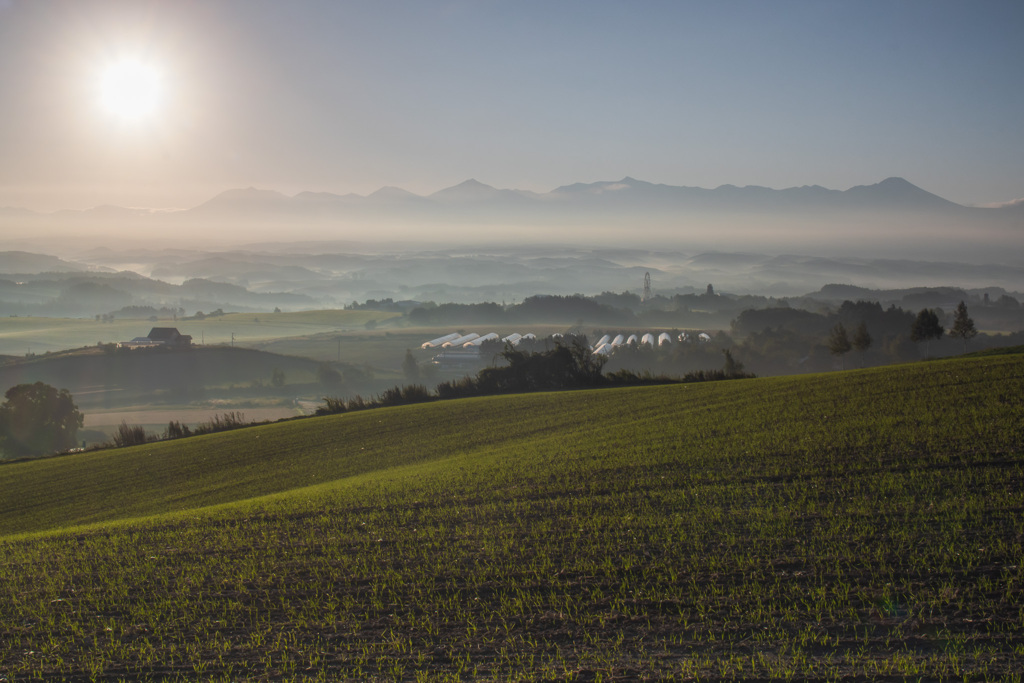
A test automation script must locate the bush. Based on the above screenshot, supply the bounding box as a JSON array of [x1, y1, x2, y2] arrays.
[[435, 376, 480, 400], [112, 421, 149, 448], [193, 411, 251, 436], [400, 384, 433, 403], [378, 384, 432, 407], [165, 420, 192, 439], [316, 396, 348, 415]]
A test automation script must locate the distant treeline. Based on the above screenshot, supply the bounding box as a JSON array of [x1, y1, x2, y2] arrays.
[[346, 298, 421, 313], [103, 305, 185, 320], [404, 291, 805, 327], [318, 340, 753, 415], [111, 411, 261, 448], [733, 300, 914, 338], [408, 296, 631, 326], [405, 294, 1024, 376], [0, 272, 312, 318], [596, 299, 1024, 377]]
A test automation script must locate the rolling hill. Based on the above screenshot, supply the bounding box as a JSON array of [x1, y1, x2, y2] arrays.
[[1, 354, 1022, 679], [0, 345, 327, 410]]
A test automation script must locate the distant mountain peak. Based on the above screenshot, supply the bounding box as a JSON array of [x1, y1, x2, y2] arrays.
[[293, 190, 356, 202], [203, 187, 289, 204], [844, 177, 960, 209], [434, 179, 498, 193], [190, 186, 292, 214], [878, 176, 913, 186], [430, 179, 506, 202], [367, 186, 422, 201], [221, 187, 287, 199], [454, 178, 492, 189]]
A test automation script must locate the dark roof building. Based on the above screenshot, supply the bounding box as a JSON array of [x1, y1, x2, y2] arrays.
[[118, 327, 193, 349], [146, 328, 192, 345]]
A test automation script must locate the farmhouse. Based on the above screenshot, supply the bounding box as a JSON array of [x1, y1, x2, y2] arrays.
[[117, 327, 193, 350]]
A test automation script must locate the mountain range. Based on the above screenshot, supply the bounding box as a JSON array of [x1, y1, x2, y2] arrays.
[[2, 177, 1020, 261], [185, 176, 990, 216], [3, 177, 1018, 219]]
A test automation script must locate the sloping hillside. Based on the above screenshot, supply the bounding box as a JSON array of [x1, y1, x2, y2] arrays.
[[0, 345, 324, 408], [1, 355, 1022, 679]]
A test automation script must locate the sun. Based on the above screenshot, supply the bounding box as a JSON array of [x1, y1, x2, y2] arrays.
[[98, 59, 162, 122]]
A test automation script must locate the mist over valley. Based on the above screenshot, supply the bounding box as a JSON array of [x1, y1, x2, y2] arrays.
[[4, 176, 1022, 263]]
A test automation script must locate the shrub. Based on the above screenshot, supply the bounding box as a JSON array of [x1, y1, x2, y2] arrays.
[[316, 396, 348, 416], [346, 395, 368, 412], [378, 384, 433, 407], [193, 412, 251, 436], [400, 384, 432, 404], [165, 420, 192, 439], [436, 376, 480, 400], [112, 421, 149, 448]]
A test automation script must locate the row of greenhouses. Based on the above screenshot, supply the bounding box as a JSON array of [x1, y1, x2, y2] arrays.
[[592, 331, 712, 356], [422, 330, 714, 358], [420, 332, 537, 349]]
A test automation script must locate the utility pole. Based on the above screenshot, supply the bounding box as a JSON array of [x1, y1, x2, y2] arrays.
[[231, 332, 235, 347]]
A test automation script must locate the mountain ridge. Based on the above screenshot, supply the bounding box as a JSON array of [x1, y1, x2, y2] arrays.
[[179, 176, 1005, 216], [0, 177, 1008, 215], [2, 177, 1019, 259]]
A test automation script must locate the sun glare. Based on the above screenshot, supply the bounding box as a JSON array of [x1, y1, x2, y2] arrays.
[[98, 59, 162, 122]]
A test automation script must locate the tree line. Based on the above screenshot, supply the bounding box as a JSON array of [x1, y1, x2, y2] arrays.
[[596, 299, 1002, 378], [317, 339, 754, 415], [826, 300, 978, 367]]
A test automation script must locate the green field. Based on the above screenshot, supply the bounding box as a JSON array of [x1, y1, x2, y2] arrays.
[[248, 323, 590, 369], [0, 310, 402, 357], [0, 312, 575, 378], [1, 355, 1022, 679]]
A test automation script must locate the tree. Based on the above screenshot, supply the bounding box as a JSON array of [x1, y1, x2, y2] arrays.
[[911, 308, 944, 356], [0, 382, 83, 458], [402, 349, 420, 381], [271, 368, 286, 388], [722, 349, 744, 377], [996, 294, 1020, 309], [949, 300, 977, 353], [851, 321, 872, 367], [827, 323, 852, 369], [852, 321, 872, 352]]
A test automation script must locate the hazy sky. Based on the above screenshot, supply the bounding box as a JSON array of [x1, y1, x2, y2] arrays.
[[1, 0, 1022, 211]]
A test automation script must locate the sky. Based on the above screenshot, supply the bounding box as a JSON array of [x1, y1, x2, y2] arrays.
[[0, 0, 1022, 212]]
